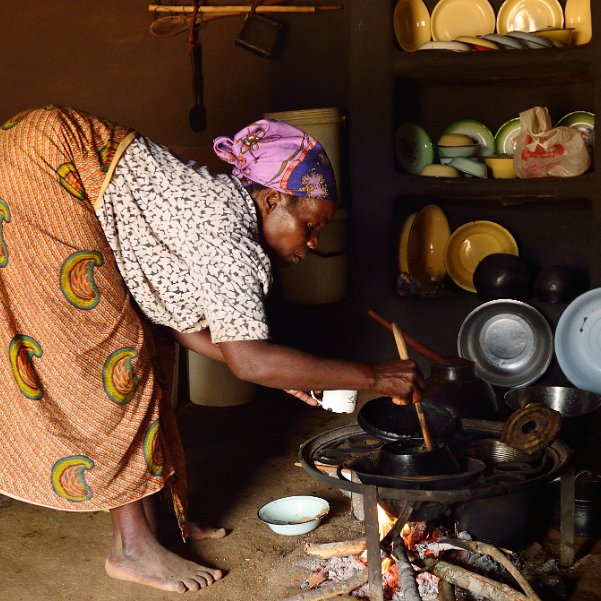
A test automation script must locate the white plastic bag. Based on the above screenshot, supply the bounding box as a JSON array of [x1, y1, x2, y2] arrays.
[[513, 106, 591, 178]]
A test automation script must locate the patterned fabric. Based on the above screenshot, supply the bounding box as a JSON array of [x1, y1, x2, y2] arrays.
[[213, 118, 337, 201], [99, 137, 273, 343], [0, 106, 187, 530]]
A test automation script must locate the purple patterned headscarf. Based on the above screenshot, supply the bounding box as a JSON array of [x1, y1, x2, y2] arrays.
[[213, 118, 337, 201]]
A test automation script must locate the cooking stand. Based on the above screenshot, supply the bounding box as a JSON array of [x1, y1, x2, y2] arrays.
[[299, 422, 575, 601]]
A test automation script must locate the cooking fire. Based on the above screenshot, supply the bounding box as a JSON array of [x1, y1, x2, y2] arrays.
[[293, 400, 578, 601]]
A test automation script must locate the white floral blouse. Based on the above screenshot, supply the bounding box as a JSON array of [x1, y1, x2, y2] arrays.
[[96, 136, 273, 343]]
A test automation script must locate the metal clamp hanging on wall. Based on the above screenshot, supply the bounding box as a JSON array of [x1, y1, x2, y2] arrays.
[[234, 0, 285, 59]]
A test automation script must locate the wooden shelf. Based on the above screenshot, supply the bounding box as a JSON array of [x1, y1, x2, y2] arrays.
[[393, 172, 595, 203], [392, 46, 593, 85]]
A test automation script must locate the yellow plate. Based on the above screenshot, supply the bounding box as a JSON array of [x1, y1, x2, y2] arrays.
[[564, 0, 592, 45], [496, 0, 564, 34], [393, 0, 432, 52], [431, 0, 495, 42], [399, 212, 417, 273], [406, 205, 451, 286], [455, 35, 500, 49], [533, 27, 574, 46], [444, 220, 518, 292]]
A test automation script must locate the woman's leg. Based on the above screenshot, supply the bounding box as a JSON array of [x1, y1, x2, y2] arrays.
[[106, 499, 223, 593]]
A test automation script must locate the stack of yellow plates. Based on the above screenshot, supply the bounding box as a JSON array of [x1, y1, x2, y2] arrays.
[[404, 205, 451, 287], [398, 212, 417, 273]]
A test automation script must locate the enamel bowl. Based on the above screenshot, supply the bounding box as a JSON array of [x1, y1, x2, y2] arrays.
[[438, 133, 475, 146], [258, 496, 330, 536], [449, 157, 487, 178], [420, 164, 460, 177], [484, 155, 516, 179], [438, 144, 480, 159]]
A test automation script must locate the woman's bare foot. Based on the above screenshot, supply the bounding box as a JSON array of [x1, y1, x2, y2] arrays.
[[105, 532, 223, 593], [186, 522, 227, 541], [108, 499, 223, 593]]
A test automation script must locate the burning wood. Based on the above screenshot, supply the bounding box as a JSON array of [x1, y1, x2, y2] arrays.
[[391, 536, 421, 601], [280, 567, 368, 601], [424, 559, 532, 601]]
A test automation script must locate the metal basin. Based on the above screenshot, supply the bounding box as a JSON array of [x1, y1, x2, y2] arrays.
[[457, 299, 554, 387], [505, 385, 601, 448], [504, 386, 601, 418]]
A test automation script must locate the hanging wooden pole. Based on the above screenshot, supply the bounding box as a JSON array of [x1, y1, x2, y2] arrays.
[[149, 4, 343, 14]]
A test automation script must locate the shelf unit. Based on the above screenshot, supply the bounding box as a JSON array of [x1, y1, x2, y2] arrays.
[[392, 0, 599, 286], [382, 0, 598, 389]]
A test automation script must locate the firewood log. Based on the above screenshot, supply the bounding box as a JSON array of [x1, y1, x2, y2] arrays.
[[278, 569, 368, 601], [303, 539, 367, 558]]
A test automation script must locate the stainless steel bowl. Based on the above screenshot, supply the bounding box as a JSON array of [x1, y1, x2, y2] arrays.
[[457, 299, 554, 387], [504, 386, 601, 417], [461, 438, 536, 466], [505, 386, 601, 449]]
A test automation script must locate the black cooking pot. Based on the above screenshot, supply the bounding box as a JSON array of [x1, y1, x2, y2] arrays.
[[374, 438, 461, 477], [473, 253, 533, 301], [533, 265, 588, 303], [424, 361, 498, 420]]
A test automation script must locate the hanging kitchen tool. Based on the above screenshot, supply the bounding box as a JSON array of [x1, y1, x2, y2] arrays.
[[235, 0, 285, 58], [188, 1, 207, 132]]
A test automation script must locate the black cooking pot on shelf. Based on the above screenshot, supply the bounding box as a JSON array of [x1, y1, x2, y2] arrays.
[[473, 253, 533, 301], [533, 265, 588, 303]]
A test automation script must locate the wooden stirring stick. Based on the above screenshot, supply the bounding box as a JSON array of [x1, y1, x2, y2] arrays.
[[392, 322, 434, 452]]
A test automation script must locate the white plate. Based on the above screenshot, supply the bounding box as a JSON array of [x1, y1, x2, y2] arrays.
[[482, 33, 526, 48], [556, 110, 595, 148], [458, 299, 554, 387], [418, 41, 472, 51], [497, 0, 564, 34], [442, 120, 495, 157], [393, 0, 432, 52], [430, 0, 495, 42], [505, 30, 553, 47], [555, 288, 601, 394]]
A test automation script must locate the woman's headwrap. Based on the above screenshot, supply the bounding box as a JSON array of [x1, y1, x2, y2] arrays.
[[213, 118, 337, 201]]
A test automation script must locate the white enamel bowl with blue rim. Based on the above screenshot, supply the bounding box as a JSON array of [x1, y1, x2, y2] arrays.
[[258, 496, 330, 536]]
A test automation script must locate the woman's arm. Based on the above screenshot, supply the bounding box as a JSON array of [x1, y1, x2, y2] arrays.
[[219, 339, 419, 402], [172, 329, 224, 362], [172, 331, 420, 403]]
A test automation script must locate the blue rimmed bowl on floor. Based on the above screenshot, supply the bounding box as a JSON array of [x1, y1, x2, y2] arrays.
[[258, 496, 330, 536]]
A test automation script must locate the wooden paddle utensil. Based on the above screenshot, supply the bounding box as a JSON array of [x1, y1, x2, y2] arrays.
[[392, 322, 434, 452]]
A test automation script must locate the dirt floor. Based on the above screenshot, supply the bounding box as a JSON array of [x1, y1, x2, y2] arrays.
[[0, 389, 600, 601]]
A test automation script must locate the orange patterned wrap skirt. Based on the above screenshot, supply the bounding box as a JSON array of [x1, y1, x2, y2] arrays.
[[0, 106, 187, 528]]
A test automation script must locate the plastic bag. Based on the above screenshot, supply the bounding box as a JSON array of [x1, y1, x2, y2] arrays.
[[513, 106, 591, 178]]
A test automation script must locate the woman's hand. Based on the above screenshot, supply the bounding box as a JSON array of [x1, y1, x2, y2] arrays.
[[372, 359, 424, 406], [284, 389, 319, 406]]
